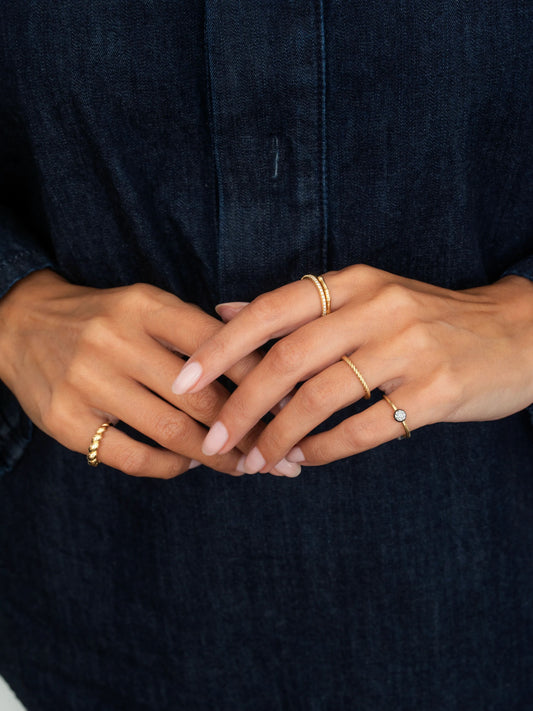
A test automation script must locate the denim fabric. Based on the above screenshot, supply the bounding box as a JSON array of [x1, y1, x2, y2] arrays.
[[0, 2, 532, 709]]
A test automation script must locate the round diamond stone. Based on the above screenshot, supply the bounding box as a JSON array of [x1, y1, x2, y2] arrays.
[[394, 409, 407, 423]]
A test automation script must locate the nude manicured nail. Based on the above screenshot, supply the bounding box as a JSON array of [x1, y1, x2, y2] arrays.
[[188, 459, 202, 470], [236, 455, 247, 473], [244, 447, 266, 474], [172, 361, 202, 394], [272, 458, 301, 477], [286, 446, 305, 463], [214, 301, 249, 319], [278, 395, 292, 410], [202, 421, 229, 456]]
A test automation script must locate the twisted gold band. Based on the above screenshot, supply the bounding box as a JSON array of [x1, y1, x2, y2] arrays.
[[301, 274, 331, 316], [341, 355, 371, 400], [87, 422, 111, 467], [382, 395, 411, 439]]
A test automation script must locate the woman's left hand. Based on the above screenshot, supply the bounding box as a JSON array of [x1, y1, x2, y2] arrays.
[[171, 265, 533, 475]]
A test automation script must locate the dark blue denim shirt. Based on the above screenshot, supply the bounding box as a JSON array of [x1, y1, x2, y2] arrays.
[[1, 3, 532, 709], [1, 2, 533, 474]]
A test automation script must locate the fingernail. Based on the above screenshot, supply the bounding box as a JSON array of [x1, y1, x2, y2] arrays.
[[172, 361, 202, 394], [244, 446, 266, 474], [188, 459, 202, 470], [286, 446, 305, 463], [236, 455, 247, 473], [278, 395, 292, 410], [201, 421, 229, 456], [215, 302, 249, 321], [272, 458, 301, 477]]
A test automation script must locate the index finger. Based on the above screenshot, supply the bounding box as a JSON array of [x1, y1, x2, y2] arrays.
[[170, 277, 333, 395]]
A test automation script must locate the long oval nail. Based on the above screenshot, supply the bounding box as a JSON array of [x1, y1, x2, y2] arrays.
[[286, 446, 305, 463], [272, 458, 301, 477], [215, 302, 249, 321], [202, 421, 229, 456], [172, 361, 202, 395], [244, 446, 266, 474]]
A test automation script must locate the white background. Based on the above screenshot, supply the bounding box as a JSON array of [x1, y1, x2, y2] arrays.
[[0, 677, 26, 711]]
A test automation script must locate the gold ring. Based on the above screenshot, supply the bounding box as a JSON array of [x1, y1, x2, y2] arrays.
[[382, 395, 411, 439], [341, 355, 371, 399], [301, 274, 327, 316], [87, 422, 112, 466], [317, 275, 331, 315]]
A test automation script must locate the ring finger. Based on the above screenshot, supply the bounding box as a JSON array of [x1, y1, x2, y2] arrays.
[[89, 376, 246, 476], [242, 349, 398, 473]]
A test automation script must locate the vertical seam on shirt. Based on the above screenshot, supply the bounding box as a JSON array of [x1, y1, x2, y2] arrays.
[[317, 0, 328, 271], [203, 0, 223, 301]]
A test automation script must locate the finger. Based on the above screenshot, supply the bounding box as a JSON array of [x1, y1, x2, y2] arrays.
[[240, 353, 383, 473], [144, 300, 264, 391], [197, 309, 401, 459], [94, 377, 247, 476], [120, 336, 271, 461], [170, 274, 344, 395], [285, 386, 426, 466], [72, 415, 195, 479]]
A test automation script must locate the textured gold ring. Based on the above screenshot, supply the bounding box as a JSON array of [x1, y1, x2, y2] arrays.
[[301, 274, 327, 316], [341, 355, 371, 399], [87, 422, 112, 466], [317, 275, 331, 315], [382, 395, 411, 439]]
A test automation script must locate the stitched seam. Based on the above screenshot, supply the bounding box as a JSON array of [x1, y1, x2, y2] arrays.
[[317, 0, 328, 271]]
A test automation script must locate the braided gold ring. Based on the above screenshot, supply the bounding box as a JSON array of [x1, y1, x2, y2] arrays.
[[341, 355, 371, 400], [87, 422, 112, 467]]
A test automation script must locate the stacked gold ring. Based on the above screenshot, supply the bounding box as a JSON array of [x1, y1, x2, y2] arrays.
[[301, 274, 331, 316], [87, 422, 112, 467], [382, 395, 411, 439], [341, 355, 371, 399]]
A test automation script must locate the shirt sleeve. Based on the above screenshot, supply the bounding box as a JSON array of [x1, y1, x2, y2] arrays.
[[0, 206, 55, 479], [502, 255, 533, 425], [502, 255, 533, 284]]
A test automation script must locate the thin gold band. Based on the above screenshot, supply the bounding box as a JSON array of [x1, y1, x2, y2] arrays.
[[87, 422, 111, 467], [341, 355, 371, 399], [301, 274, 331, 316], [317, 275, 331, 315], [382, 395, 411, 439], [301, 274, 327, 316]]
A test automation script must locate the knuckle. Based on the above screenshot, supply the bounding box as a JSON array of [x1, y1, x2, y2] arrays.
[[402, 322, 435, 352], [250, 291, 285, 325], [268, 338, 304, 375], [113, 283, 157, 315], [159, 458, 189, 479], [259, 426, 287, 458], [120, 447, 151, 477], [39, 390, 70, 436], [430, 365, 463, 406], [378, 282, 417, 312], [184, 386, 222, 422], [296, 379, 330, 415], [80, 315, 115, 350], [153, 412, 190, 447], [341, 419, 375, 452]]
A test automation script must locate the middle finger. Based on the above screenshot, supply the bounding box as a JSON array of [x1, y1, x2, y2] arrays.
[[199, 308, 397, 458]]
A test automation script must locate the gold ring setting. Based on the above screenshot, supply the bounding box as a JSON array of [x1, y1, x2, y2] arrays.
[[382, 395, 411, 439]]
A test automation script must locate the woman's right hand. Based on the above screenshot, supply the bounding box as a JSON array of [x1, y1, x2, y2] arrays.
[[0, 269, 297, 479]]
